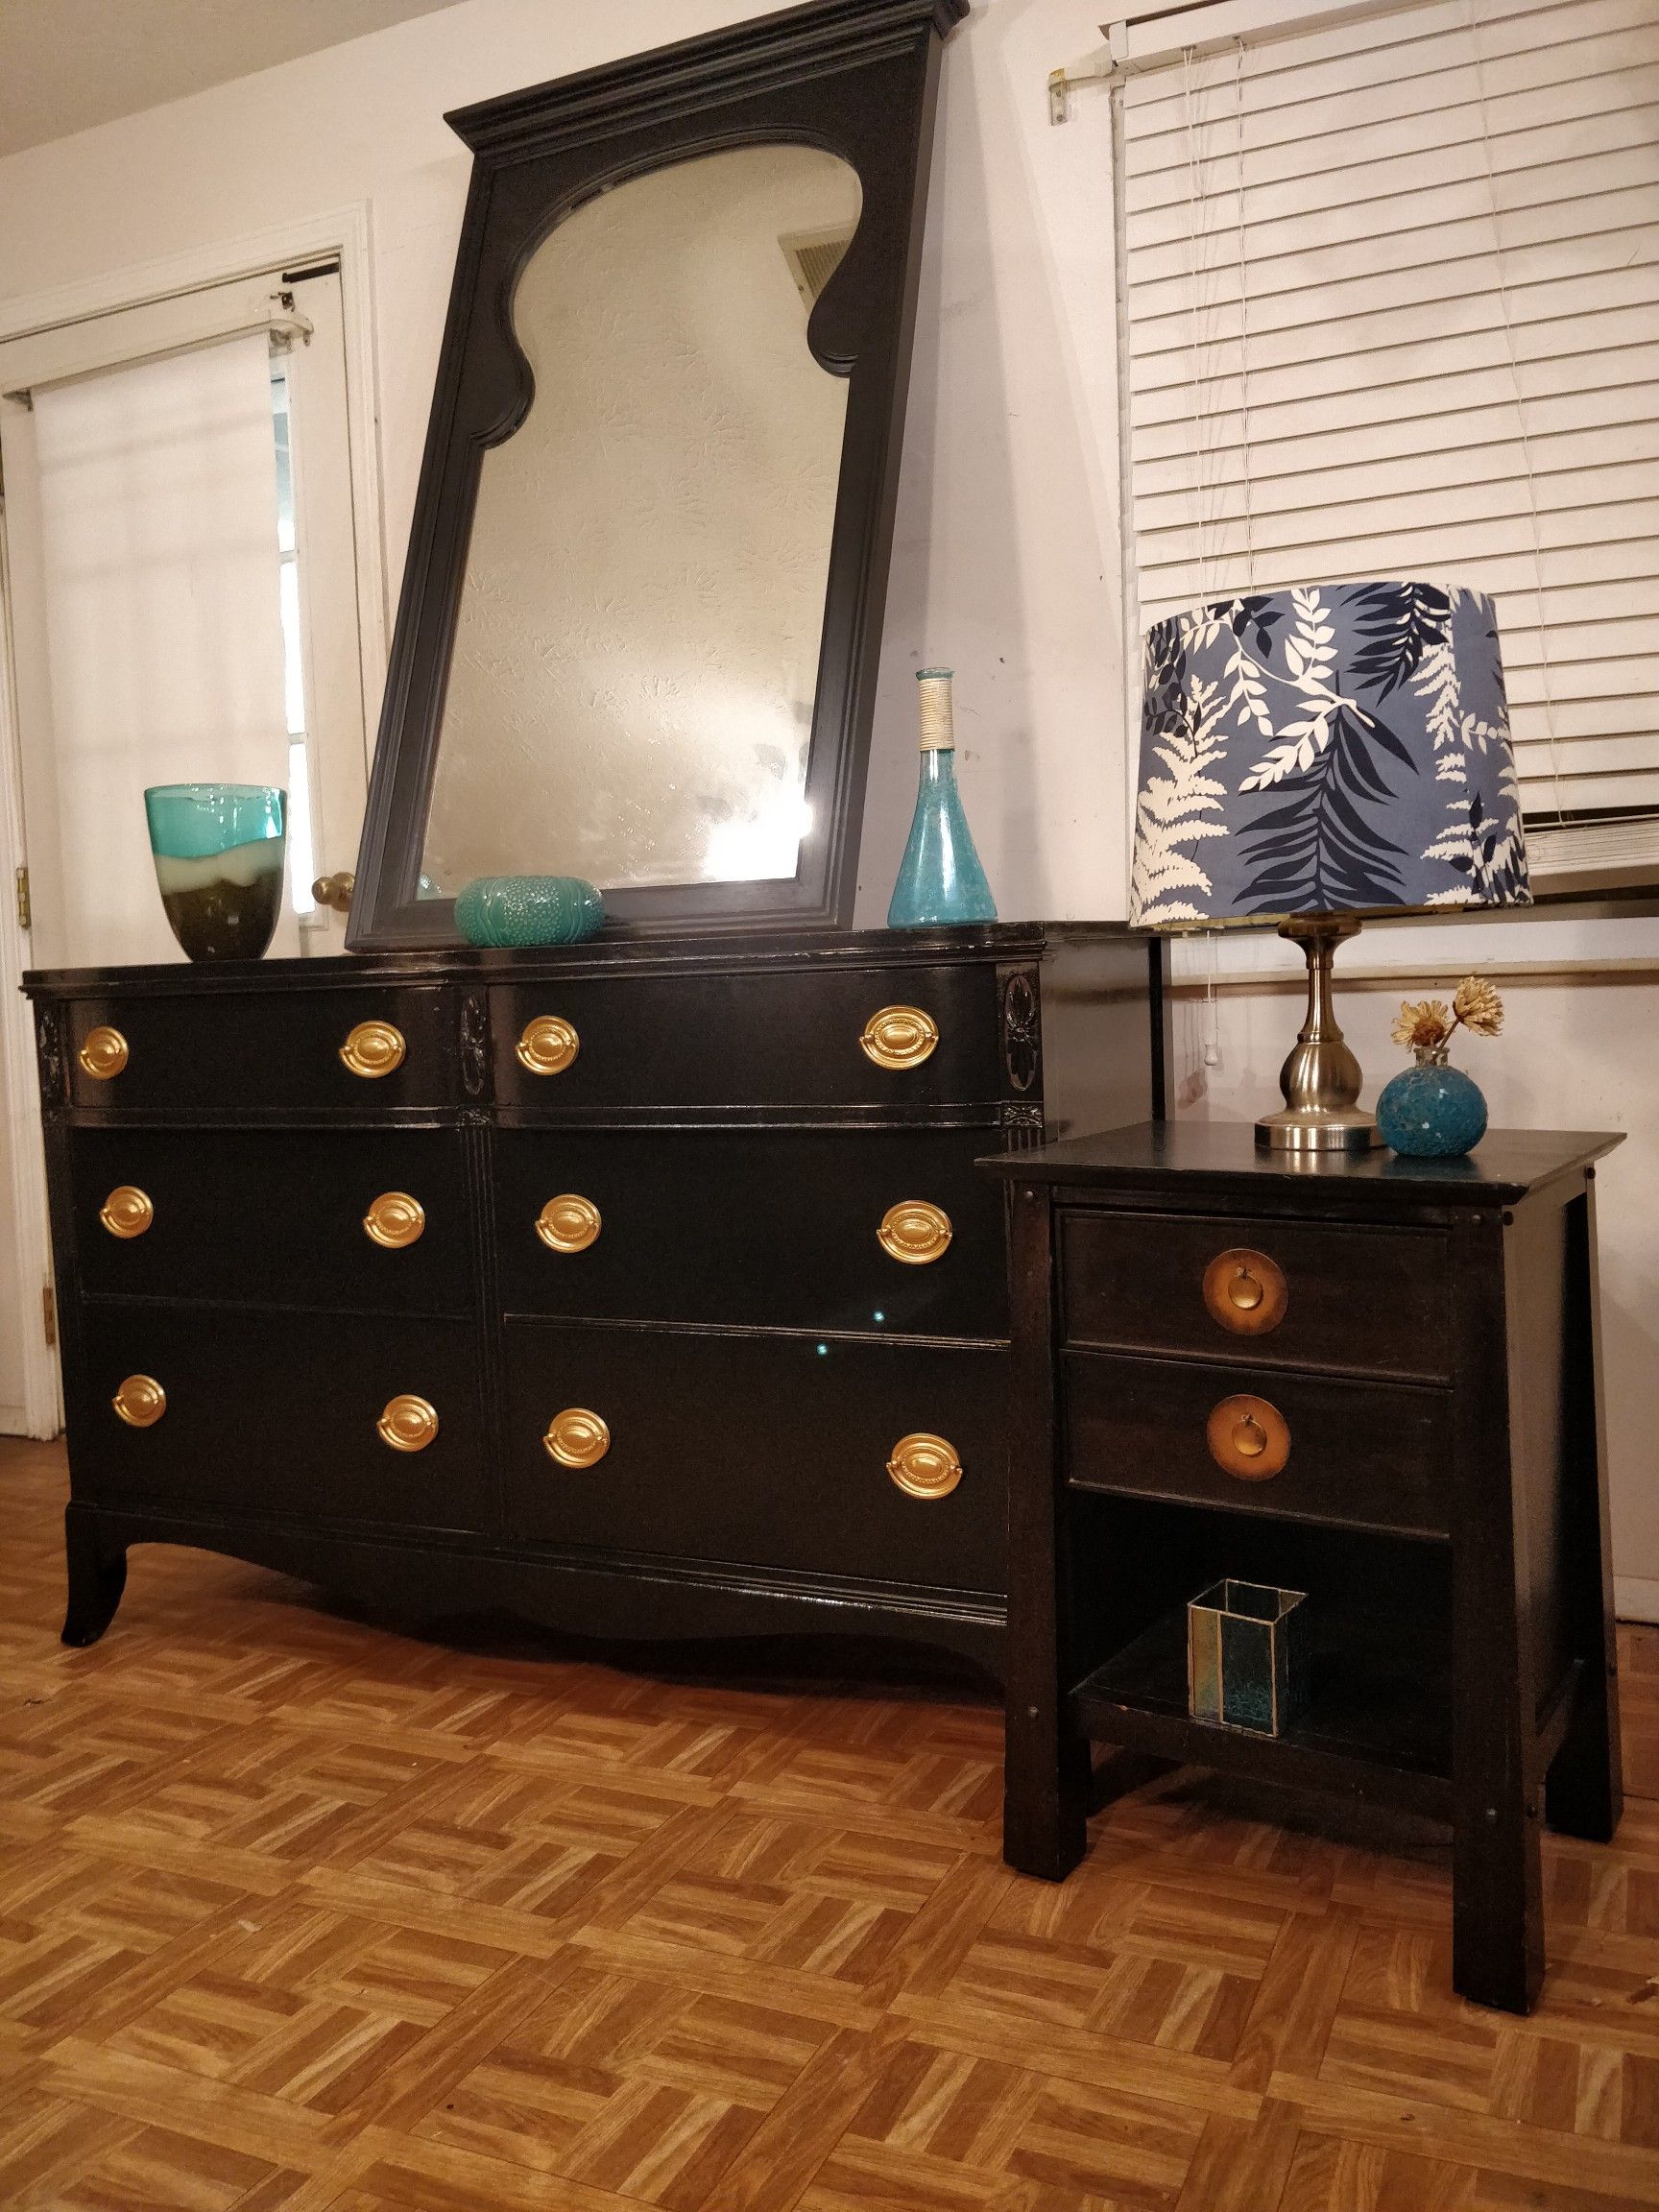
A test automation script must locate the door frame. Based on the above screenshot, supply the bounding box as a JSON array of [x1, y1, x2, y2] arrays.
[[0, 205, 388, 1436]]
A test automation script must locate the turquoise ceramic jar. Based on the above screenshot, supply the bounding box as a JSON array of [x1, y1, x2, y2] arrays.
[[454, 876, 605, 949], [143, 782, 287, 961], [1376, 1050, 1489, 1158]]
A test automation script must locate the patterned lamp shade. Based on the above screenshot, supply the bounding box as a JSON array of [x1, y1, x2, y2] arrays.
[[1129, 581, 1531, 926]]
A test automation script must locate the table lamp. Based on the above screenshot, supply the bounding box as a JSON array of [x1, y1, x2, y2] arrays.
[[1128, 581, 1530, 1151]]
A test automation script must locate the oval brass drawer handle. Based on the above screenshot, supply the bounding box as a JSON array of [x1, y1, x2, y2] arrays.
[[544, 1407, 610, 1468], [878, 1200, 952, 1265], [377, 1393, 439, 1452], [1203, 1247, 1288, 1334], [112, 1374, 166, 1429], [860, 1005, 938, 1071], [887, 1431, 962, 1499], [79, 1025, 129, 1080], [100, 1186, 154, 1239], [1206, 1393, 1290, 1481], [340, 1020, 406, 1078], [517, 1015, 580, 1076], [363, 1192, 425, 1249], [537, 1194, 601, 1253]]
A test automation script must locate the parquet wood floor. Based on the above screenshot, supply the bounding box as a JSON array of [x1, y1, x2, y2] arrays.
[[2, 1437, 1657, 2211]]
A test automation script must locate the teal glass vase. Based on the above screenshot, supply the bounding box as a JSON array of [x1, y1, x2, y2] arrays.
[[1376, 1048, 1489, 1158], [886, 668, 997, 929], [143, 782, 286, 961]]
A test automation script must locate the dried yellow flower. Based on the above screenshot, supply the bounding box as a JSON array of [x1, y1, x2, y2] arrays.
[[1453, 974, 1503, 1037], [1391, 999, 1453, 1051]]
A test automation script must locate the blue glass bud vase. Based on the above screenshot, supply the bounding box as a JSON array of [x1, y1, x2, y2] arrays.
[[887, 668, 997, 929], [1377, 1046, 1489, 1159]]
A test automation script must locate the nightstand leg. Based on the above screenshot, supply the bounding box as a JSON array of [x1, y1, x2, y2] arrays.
[[1003, 1182, 1088, 1882], [1544, 1186, 1623, 1845]]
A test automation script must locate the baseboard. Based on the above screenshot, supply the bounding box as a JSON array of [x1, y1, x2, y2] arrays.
[[1615, 1576, 1659, 1625]]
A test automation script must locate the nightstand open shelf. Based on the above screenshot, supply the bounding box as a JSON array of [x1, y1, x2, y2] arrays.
[[1070, 1606, 1451, 1818]]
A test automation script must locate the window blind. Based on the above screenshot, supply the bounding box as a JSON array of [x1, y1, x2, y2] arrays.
[[1117, 0, 1659, 874]]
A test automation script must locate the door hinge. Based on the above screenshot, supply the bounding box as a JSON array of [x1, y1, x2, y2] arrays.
[[14, 865, 29, 931], [41, 1283, 56, 1348]]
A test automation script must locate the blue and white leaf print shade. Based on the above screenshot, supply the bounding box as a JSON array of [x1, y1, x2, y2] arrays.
[[1128, 582, 1531, 926]]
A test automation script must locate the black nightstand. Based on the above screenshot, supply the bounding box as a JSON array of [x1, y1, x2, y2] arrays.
[[983, 1120, 1624, 2014]]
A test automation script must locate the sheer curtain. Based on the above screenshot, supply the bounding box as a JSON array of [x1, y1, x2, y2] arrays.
[[26, 330, 290, 966]]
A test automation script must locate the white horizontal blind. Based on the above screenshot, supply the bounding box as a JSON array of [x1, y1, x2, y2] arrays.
[[1118, 0, 1659, 861]]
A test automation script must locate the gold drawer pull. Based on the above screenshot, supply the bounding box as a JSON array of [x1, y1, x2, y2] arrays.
[[377, 1394, 439, 1452], [363, 1192, 425, 1249], [517, 1015, 579, 1075], [340, 1020, 406, 1078], [887, 1431, 962, 1499], [79, 1025, 129, 1080], [112, 1374, 166, 1429], [878, 1200, 952, 1265], [544, 1407, 610, 1468], [1206, 1393, 1290, 1481], [860, 1005, 938, 1071], [537, 1194, 601, 1253], [1202, 1247, 1287, 1335], [100, 1186, 154, 1239]]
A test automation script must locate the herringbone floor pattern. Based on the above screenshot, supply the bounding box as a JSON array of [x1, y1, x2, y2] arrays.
[[2, 1437, 1657, 2211]]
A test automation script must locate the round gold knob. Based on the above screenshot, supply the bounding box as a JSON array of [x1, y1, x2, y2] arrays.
[[312, 871, 354, 914], [1206, 1393, 1290, 1481], [340, 1020, 406, 1078], [1202, 1247, 1287, 1335], [79, 1025, 129, 1081], [536, 1195, 601, 1253], [377, 1393, 439, 1452], [517, 1016, 579, 1076], [886, 1431, 962, 1499], [99, 1186, 154, 1239], [112, 1374, 165, 1429], [363, 1192, 425, 1249], [859, 1005, 939, 1071], [544, 1407, 610, 1468], [878, 1200, 953, 1265]]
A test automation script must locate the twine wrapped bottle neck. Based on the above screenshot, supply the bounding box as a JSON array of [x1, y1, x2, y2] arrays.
[[916, 666, 954, 751]]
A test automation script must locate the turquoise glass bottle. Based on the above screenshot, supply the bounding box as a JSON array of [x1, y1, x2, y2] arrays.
[[886, 668, 997, 929]]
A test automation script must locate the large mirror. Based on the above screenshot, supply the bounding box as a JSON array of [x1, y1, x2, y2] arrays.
[[422, 146, 860, 900], [348, 0, 967, 948]]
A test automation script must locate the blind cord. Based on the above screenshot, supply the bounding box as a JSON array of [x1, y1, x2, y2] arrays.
[[1466, 0, 1569, 824], [1233, 35, 1256, 594]]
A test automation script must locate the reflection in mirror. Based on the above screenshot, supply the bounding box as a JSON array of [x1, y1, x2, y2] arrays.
[[421, 144, 861, 898]]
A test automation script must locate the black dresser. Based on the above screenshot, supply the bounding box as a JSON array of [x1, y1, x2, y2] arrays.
[[28, 924, 1159, 1676]]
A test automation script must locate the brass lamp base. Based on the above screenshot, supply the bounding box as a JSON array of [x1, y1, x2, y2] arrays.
[[1254, 917, 1383, 1155]]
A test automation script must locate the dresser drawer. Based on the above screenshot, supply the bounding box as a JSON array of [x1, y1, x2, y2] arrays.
[[492, 964, 1003, 1112], [494, 1127, 1007, 1337], [1063, 1349, 1450, 1539], [74, 1307, 488, 1533], [63, 986, 461, 1114], [502, 1322, 1005, 1591], [68, 1129, 472, 1315], [1060, 1209, 1451, 1382]]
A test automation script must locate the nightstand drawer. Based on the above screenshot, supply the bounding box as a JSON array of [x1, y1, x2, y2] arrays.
[[491, 964, 1002, 1112], [75, 1307, 488, 1533], [494, 1127, 1007, 1337], [1060, 1210, 1450, 1382], [63, 986, 461, 1114], [503, 1322, 1005, 1590], [1063, 1349, 1450, 1539], [68, 1128, 472, 1315]]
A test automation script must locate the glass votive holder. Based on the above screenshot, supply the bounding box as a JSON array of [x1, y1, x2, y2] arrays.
[[143, 783, 287, 962]]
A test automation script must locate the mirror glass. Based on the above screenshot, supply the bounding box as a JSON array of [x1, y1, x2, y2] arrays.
[[421, 143, 861, 898]]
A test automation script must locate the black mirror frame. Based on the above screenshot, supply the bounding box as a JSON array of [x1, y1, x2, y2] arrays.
[[347, 0, 968, 950]]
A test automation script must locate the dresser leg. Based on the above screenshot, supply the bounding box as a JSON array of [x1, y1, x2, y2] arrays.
[[1003, 1718, 1089, 1880], [62, 1506, 127, 1647]]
